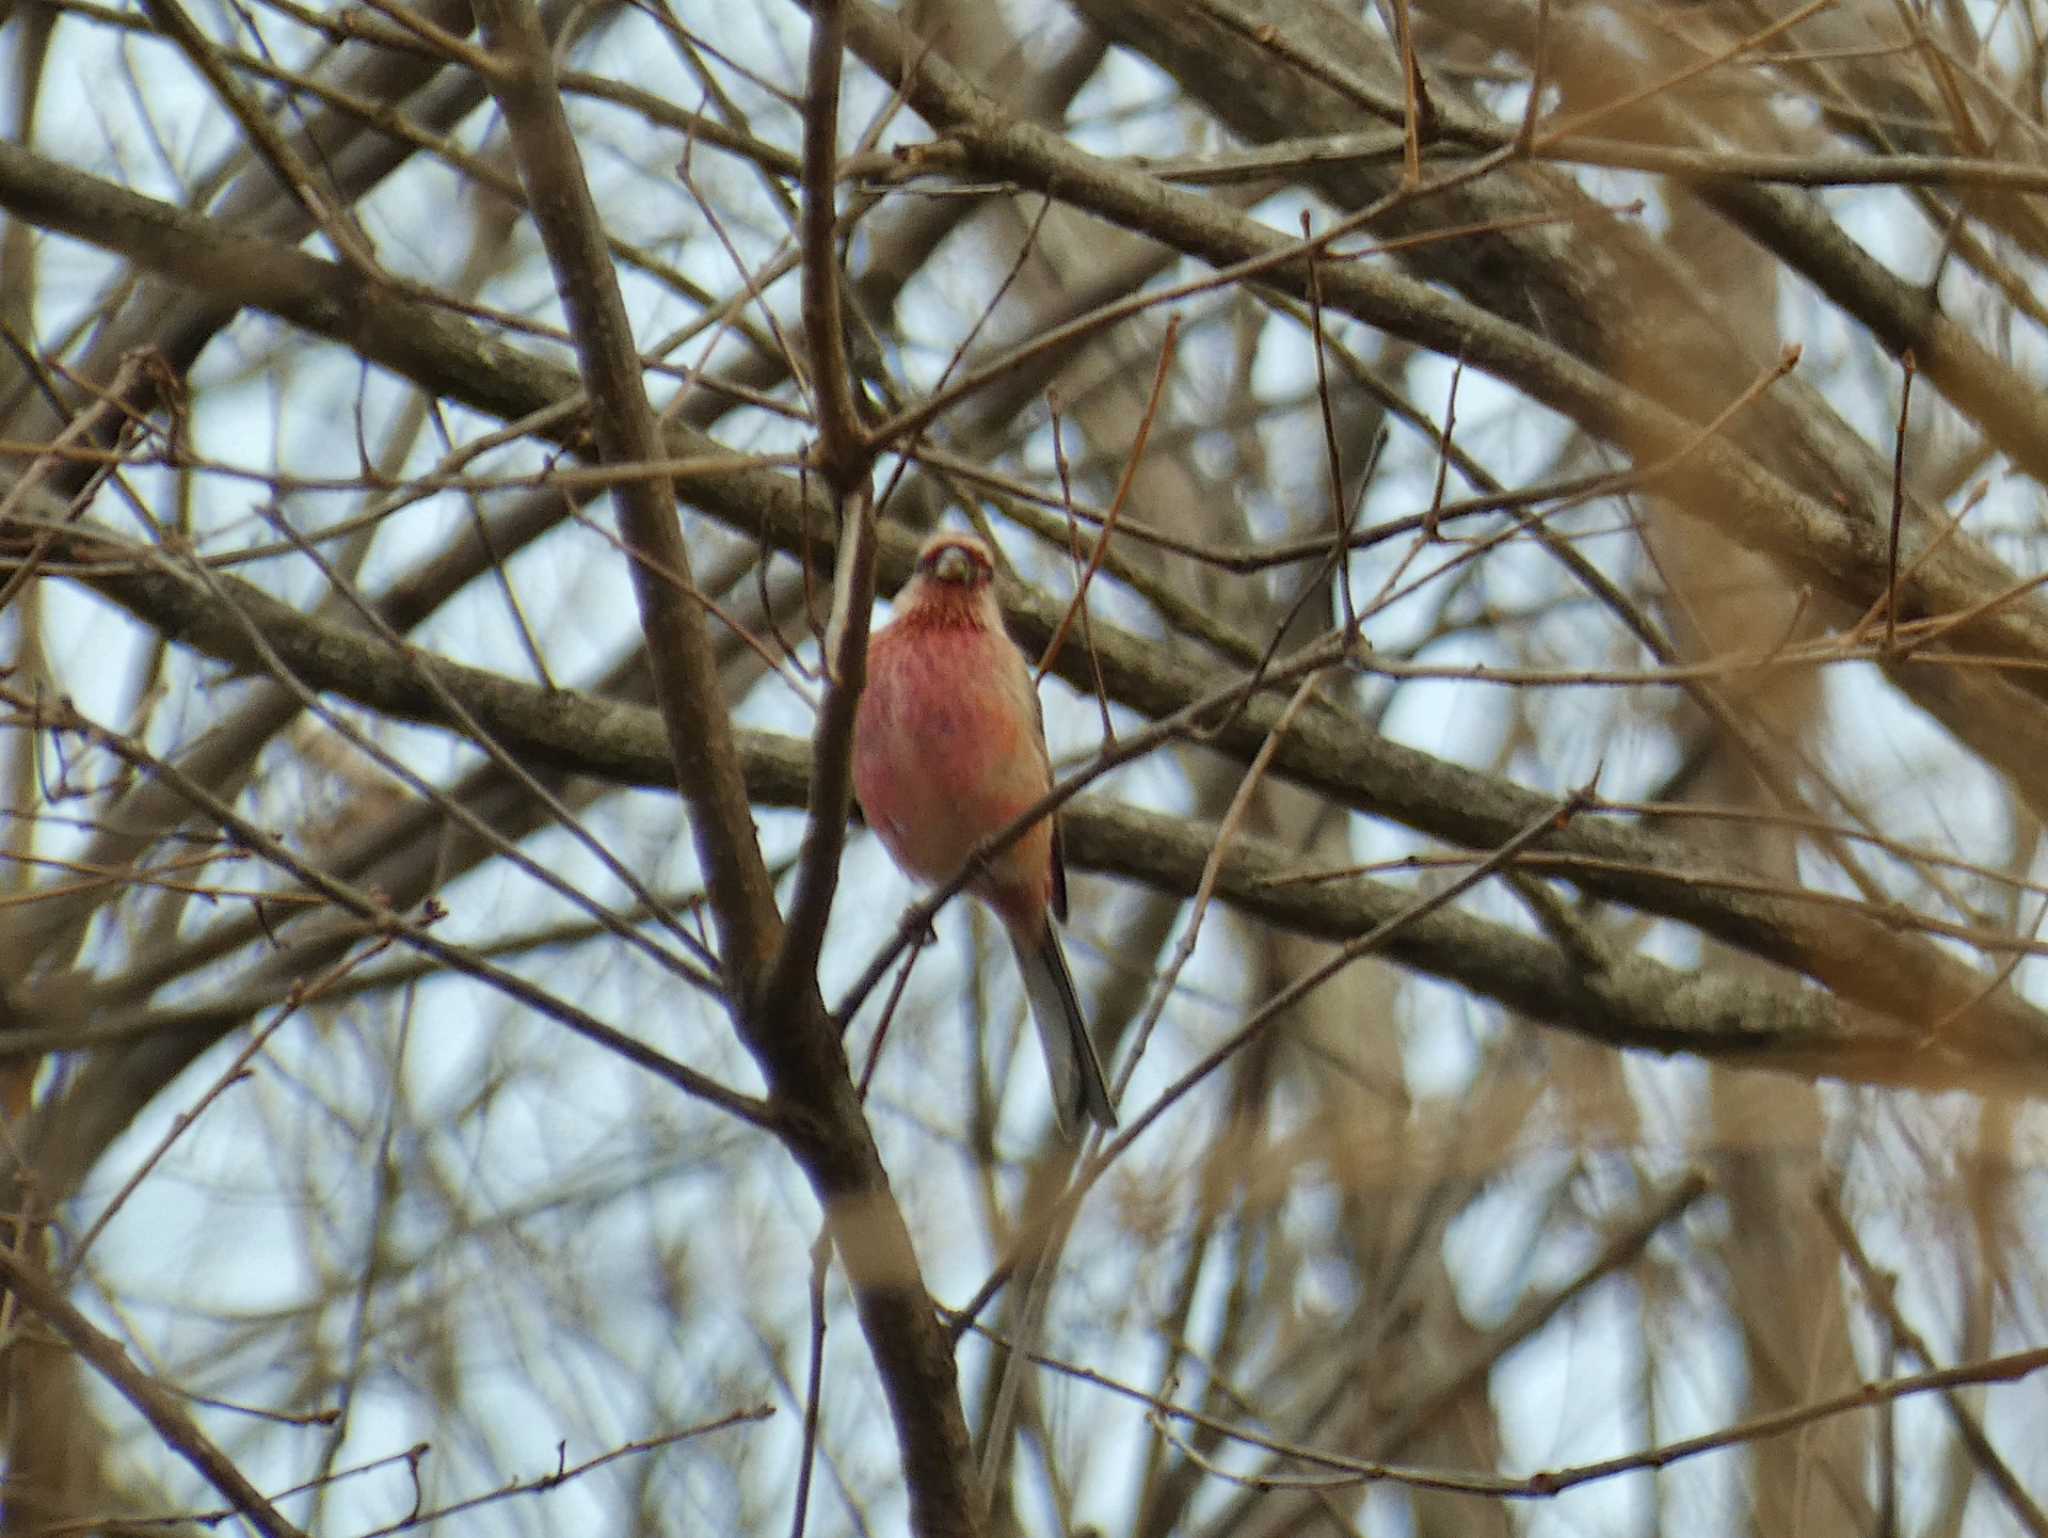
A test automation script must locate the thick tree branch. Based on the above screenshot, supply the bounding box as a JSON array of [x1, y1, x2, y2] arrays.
[[1427, 0, 2048, 503], [471, 0, 782, 989], [1, 522, 2041, 1095], [917, 0, 2048, 806], [3, 137, 2045, 1079], [839, 0, 2028, 667], [771, 0, 881, 1020], [462, 13, 978, 1533], [797, 0, 866, 487]]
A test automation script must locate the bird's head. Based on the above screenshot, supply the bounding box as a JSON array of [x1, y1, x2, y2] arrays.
[[897, 533, 1000, 630], [915, 534, 995, 591]]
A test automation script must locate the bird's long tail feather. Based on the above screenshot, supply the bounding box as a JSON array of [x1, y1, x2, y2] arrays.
[[1014, 926, 1118, 1134]]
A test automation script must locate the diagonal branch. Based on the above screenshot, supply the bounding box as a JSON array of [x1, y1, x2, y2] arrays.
[[770, 0, 881, 1017], [797, 0, 867, 487], [1817, 1184, 2048, 1536], [136, 0, 378, 273], [5, 524, 2040, 1094], [6, 685, 774, 1129], [4, 138, 2048, 1078], [0, 1247, 312, 1538], [471, 0, 783, 991], [12, 506, 2048, 1087], [462, 13, 979, 1533]]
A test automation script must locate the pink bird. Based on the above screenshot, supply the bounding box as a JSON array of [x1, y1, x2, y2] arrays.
[[853, 533, 1118, 1134]]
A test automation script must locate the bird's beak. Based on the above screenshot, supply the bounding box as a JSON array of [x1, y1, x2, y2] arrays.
[[932, 547, 974, 585]]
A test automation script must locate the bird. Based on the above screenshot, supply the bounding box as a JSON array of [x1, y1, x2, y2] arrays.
[[852, 532, 1119, 1135]]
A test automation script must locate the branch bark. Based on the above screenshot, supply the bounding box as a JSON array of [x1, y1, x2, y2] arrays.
[[464, 10, 978, 1531], [0, 1248, 312, 1538], [0, 515, 2033, 1096]]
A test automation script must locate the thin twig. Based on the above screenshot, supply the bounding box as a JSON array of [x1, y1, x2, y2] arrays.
[[353, 1407, 775, 1538], [797, 0, 866, 486], [1886, 349, 1916, 653], [972, 1317, 2048, 1500], [1301, 223, 1357, 635], [947, 778, 1597, 1340], [1048, 403, 1118, 743], [790, 1233, 832, 1538], [1816, 1184, 2048, 1536], [1114, 670, 1328, 1104], [1036, 315, 1181, 683], [60, 939, 389, 1279], [7, 686, 776, 1128], [0, 1247, 314, 1538]]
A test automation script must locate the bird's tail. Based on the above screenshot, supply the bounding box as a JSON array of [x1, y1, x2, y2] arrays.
[[1014, 925, 1119, 1135]]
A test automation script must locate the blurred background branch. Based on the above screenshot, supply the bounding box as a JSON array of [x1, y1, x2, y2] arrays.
[[2, 0, 2047, 1533]]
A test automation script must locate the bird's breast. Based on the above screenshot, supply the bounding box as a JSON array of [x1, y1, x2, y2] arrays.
[[853, 622, 1052, 897]]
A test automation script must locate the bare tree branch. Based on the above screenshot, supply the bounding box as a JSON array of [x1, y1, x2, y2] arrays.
[[0, 1246, 313, 1538]]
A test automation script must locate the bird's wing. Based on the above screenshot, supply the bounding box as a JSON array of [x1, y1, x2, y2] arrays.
[[1031, 677, 1069, 924]]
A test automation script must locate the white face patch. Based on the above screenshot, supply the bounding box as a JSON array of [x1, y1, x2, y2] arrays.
[[920, 539, 992, 589]]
